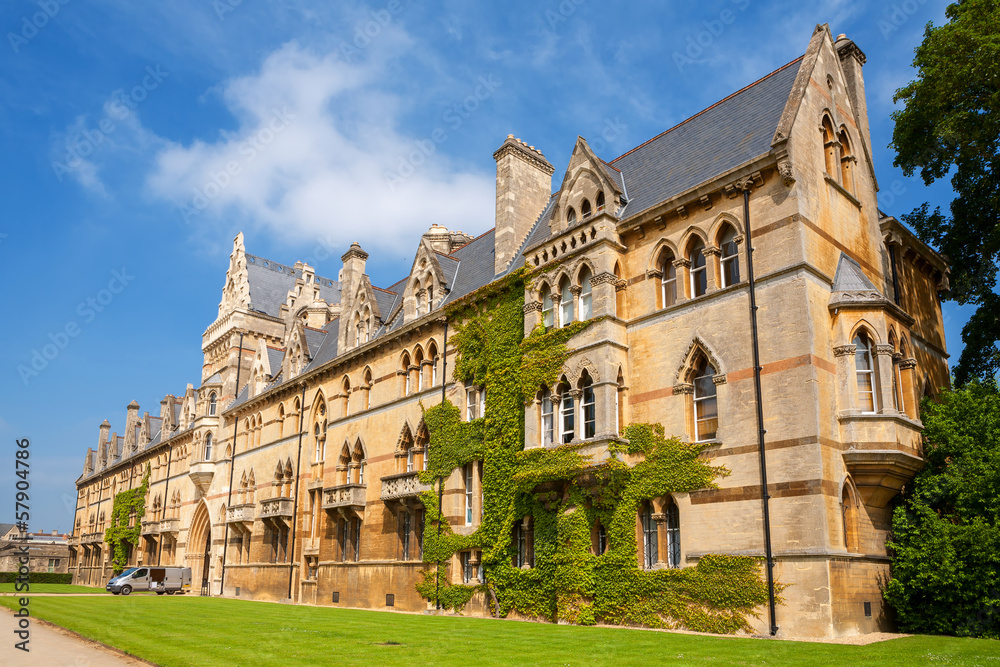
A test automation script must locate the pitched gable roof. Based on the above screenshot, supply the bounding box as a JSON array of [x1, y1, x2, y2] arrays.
[[244, 254, 340, 318]]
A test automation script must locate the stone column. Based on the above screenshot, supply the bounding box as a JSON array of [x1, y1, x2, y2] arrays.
[[672, 383, 694, 440], [833, 345, 858, 414], [645, 268, 663, 309], [899, 358, 917, 419], [523, 300, 543, 336], [569, 285, 582, 323], [673, 258, 691, 302], [874, 344, 897, 414], [568, 389, 583, 443], [594, 380, 619, 441], [590, 272, 617, 318], [703, 245, 721, 293], [653, 512, 668, 569]]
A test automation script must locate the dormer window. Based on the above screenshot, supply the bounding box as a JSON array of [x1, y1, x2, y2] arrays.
[[581, 199, 592, 219], [596, 191, 605, 211], [208, 392, 217, 416], [567, 207, 577, 225]]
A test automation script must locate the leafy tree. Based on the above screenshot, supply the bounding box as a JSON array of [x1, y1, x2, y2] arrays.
[[890, 0, 1000, 385], [884, 381, 1000, 637]]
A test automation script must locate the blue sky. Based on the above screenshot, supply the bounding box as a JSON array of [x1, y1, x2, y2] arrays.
[[0, 0, 965, 531]]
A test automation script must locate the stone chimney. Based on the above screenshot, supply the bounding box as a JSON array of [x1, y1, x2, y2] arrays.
[[160, 396, 175, 433], [835, 34, 871, 156], [98, 419, 110, 450], [125, 401, 140, 451], [493, 135, 554, 275], [340, 242, 369, 311]]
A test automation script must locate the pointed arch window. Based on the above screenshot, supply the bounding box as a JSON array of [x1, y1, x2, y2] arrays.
[[541, 285, 555, 329], [641, 503, 657, 570], [209, 392, 217, 416], [664, 497, 680, 568], [581, 199, 592, 219], [596, 191, 605, 212], [579, 267, 593, 320], [540, 386, 554, 447], [659, 249, 676, 308], [204, 432, 213, 461], [580, 372, 596, 439], [853, 332, 877, 413], [719, 226, 740, 288], [559, 277, 574, 327], [558, 381, 575, 444], [693, 357, 718, 441], [567, 207, 577, 225], [689, 240, 707, 298]]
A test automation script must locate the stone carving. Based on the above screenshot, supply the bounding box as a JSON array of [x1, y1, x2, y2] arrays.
[[833, 344, 857, 357], [380, 472, 432, 502], [590, 272, 618, 286], [778, 160, 795, 186]]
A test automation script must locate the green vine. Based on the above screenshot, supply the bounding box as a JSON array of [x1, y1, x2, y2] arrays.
[[414, 268, 779, 632], [104, 465, 150, 574]]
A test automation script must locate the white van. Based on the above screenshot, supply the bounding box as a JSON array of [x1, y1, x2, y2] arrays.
[[107, 567, 192, 595]]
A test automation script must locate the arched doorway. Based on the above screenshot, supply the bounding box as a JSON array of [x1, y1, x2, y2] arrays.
[[188, 501, 213, 593]]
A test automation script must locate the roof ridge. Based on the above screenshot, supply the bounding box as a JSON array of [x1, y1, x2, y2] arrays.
[[448, 227, 495, 257], [610, 56, 804, 165], [600, 159, 621, 173], [371, 285, 397, 294]]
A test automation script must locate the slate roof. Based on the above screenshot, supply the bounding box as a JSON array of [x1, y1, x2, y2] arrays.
[[305, 319, 341, 370], [832, 253, 879, 293], [266, 347, 284, 373], [203, 372, 222, 385], [245, 253, 340, 318], [609, 57, 802, 219]]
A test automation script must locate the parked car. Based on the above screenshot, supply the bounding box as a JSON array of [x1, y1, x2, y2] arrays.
[[107, 567, 192, 595]]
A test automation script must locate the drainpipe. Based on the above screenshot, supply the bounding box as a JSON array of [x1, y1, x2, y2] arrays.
[[219, 331, 245, 595], [156, 442, 173, 566], [287, 382, 307, 601], [436, 319, 448, 610], [741, 182, 778, 636]]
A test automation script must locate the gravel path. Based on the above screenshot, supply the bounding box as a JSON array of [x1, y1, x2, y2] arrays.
[[1, 606, 154, 666]]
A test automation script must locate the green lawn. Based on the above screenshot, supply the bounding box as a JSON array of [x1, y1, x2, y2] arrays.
[[0, 583, 157, 595], [1, 596, 995, 667]]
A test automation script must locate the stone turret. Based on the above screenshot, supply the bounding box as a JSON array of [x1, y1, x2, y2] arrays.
[[494, 135, 554, 275], [98, 419, 110, 450], [124, 400, 140, 452], [835, 33, 871, 156]]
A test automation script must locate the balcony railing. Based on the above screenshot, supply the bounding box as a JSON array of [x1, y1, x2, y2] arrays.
[[226, 503, 255, 525], [380, 472, 432, 504], [81, 531, 103, 544], [322, 483, 367, 515], [159, 517, 180, 534], [258, 497, 294, 520], [140, 519, 160, 535], [67, 536, 80, 547]]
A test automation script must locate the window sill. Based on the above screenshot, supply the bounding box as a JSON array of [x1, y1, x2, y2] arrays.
[[824, 174, 862, 209]]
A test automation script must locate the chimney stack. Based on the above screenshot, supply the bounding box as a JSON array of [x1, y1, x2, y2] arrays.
[[493, 135, 554, 275], [835, 34, 872, 156], [98, 419, 111, 450]]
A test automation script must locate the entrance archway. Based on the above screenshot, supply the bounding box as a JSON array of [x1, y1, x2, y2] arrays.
[[188, 501, 213, 591]]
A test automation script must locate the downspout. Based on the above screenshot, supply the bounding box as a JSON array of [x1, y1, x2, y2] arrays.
[[741, 183, 778, 636], [156, 442, 172, 566], [287, 382, 307, 601], [436, 319, 447, 610], [219, 331, 245, 595]]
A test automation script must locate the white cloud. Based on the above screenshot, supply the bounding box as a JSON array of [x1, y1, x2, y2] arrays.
[[145, 40, 496, 254]]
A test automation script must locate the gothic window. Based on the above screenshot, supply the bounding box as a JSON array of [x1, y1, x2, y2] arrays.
[[579, 266, 593, 320], [540, 386, 554, 447], [853, 332, 877, 413], [594, 521, 607, 555], [209, 392, 217, 416], [428, 342, 439, 386], [401, 353, 411, 396], [693, 356, 718, 441], [204, 432, 213, 461], [664, 497, 680, 568], [399, 427, 414, 475], [363, 368, 373, 410], [559, 277, 574, 327], [689, 239, 707, 298], [640, 503, 657, 570], [415, 347, 425, 391], [558, 380, 575, 444], [719, 225, 740, 288], [514, 518, 534, 568], [659, 249, 677, 308], [541, 284, 555, 329], [842, 483, 859, 553], [580, 372, 596, 439], [567, 207, 577, 225], [465, 463, 474, 525], [821, 115, 838, 178], [596, 191, 605, 212], [339, 443, 352, 485], [581, 198, 592, 219], [889, 333, 902, 413], [839, 129, 855, 194], [400, 511, 411, 560]]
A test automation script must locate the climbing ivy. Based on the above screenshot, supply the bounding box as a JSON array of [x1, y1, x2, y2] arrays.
[[104, 465, 150, 574], [414, 268, 778, 632]]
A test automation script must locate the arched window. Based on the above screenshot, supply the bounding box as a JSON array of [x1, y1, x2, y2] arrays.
[[559, 277, 574, 327], [541, 285, 555, 329], [567, 207, 577, 225], [415, 347, 425, 391], [338, 444, 352, 485], [581, 199, 592, 219], [842, 484, 859, 553], [427, 284, 435, 312], [664, 497, 680, 568], [580, 372, 596, 439], [514, 518, 534, 568], [659, 249, 676, 308], [853, 332, 877, 413], [401, 353, 411, 396], [314, 422, 325, 462], [540, 386, 554, 447], [693, 357, 718, 441], [689, 239, 707, 298], [353, 441, 366, 485], [558, 380, 575, 444], [596, 191, 605, 212], [579, 267, 593, 320], [839, 129, 855, 194], [363, 368, 373, 410], [640, 503, 657, 570], [821, 115, 838, 177], [278, 404, 285, 439], [209, 392, 217, 416], [204, 432, 213, 461], [719, 226, 740, 288], [428, 343, 439, 386]]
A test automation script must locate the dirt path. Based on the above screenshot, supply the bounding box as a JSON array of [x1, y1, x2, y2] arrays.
[[0, 606, 154, 666]]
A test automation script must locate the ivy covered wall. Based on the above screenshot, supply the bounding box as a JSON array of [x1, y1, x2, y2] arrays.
[[415, 269, 777, 633]]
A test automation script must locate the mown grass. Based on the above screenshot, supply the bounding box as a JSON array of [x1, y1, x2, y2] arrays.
[[1, 596, 996, 666], [0, 583, 157, 595]]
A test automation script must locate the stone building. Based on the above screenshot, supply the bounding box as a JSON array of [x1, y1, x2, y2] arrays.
[[69, 26, 949, 638], [0, 528, 71, 575]]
